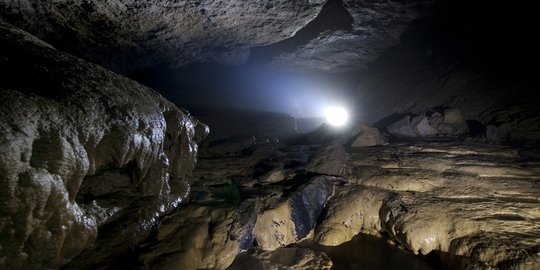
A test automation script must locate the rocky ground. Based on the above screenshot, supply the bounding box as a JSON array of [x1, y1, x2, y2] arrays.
[[93, 129, 540, 270]]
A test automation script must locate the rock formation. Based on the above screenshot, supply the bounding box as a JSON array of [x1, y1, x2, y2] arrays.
[[0, 0, 327, 72], [0, 22, 207, 269], [1, 0, 539, 269], [315, 142, 540, 269], [271, 0, 434, 72]]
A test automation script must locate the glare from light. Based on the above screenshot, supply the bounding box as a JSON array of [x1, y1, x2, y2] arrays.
[[325, 106, 349, 127]]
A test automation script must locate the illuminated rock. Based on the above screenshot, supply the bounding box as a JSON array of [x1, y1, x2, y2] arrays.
[[315, 143, 540, 269], [228, 247, 332, 270], [252, 176, 334, 250], [387, 115, 418, 138], [350, 123, 385, 147], [306, 141, 351, 176], [138, 203, 257, 270], [0, 22, 206, 269]]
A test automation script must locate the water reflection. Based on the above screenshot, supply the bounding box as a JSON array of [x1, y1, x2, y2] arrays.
[[298, 233, 441, 270]]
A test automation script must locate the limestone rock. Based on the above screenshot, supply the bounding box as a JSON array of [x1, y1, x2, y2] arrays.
[[387, 115, 418, 138], [252, 176, 334, 250], [138, 202, 258, 270], [354, 12, 540, 146], [260, 168, 286, 184], [317, 142, 540, 269], [350, 123, 384, 147], [64, 192, 191, 269], [0, 22, 205, 269], [315, 186, 386, 246], [438, 108, 468, 136], [0, 0, 327, 72], [387, 110, 469, 139], [306, 141, 350, 176], [228, 247, 333, 270], [271, 0, 434, 72], [411, 115, 438, 137]]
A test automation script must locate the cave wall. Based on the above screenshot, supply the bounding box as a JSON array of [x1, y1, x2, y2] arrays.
[[354, 1, 540, 145], [0, 22, 207, 268]]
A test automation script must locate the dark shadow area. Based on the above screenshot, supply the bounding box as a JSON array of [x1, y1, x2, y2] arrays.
[[248, 0, 353, 65], [300, 234, 443, 270]]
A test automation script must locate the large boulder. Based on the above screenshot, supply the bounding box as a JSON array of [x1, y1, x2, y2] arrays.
[[387, 115, 418, 138], [315, 186, 387, 246], [306, 141, 350, 176], [350, 123, 385, 147], [386, 109, 469, 139], [252, 176, 334, 250], [138, 202, 258, 270], [411, 115, 438, 137], [0, 22, 206, 269], [438, 108, 468, 136]]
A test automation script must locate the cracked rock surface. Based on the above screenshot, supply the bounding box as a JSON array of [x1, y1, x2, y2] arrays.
[[0, 0, 327, 72], [132, 122, 540, 270], [317, 142, 540, 269], [271, 0, 433, 72], [0, 22, 206, 269]]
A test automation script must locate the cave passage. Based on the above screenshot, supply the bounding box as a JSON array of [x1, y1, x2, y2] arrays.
[[1, 0, 539, 270]]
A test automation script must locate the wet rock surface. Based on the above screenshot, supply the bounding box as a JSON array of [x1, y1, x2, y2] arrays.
[[1, 1, 539, 269], [228, 246, 333, 270], [0, 22, 205, 269], [317, 142, 540, 269], [128, 133, 539, 270]]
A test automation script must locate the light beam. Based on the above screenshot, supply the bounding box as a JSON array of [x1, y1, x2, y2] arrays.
[[325, 106, 349, 127]]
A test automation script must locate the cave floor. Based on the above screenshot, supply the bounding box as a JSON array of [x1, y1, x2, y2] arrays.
[[101, 140, 540, 269]]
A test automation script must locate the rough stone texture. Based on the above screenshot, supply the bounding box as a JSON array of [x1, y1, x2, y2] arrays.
[[228, 247, 333, 270], [354, 14, 540, 146], [64, 191, 191, 270], [0, 0, 327, 73], [315, 186, 386, 245], [252, 176, 334, 250], [387, 110, 468, 139], [316, 142, 540, 269], [306, 141, 350, 176], [387, 115, 417, 138], [0, 22, 206, 269], [358, 58, 540, 145], [138, 202, 258, 270], [350, 123, 384, 147], [411, 115, 438, 137], [271, 0, 433, 72], [438, 108, 468, 136]]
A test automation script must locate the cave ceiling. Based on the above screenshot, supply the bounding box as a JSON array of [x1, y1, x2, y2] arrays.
[[0, 0, 434, 73]]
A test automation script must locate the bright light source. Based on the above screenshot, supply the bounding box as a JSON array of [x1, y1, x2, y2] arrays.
[[325, 106, 349, 127]]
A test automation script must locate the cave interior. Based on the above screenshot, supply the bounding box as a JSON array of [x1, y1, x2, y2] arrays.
[[0, 0, 539, 269]]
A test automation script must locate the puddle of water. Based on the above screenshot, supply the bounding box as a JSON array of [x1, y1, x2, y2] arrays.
[[297, 233, 442, 270]]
